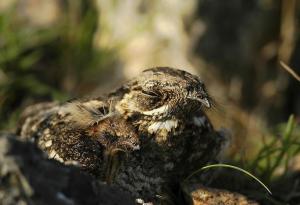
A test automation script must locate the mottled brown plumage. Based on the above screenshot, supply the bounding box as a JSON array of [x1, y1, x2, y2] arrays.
[[17, 67, 229, 204], [18, 99, 139, 179]]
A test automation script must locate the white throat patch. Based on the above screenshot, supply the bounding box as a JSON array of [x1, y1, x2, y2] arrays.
[[147, 119, 178, 134], [142, 105, 169, 116]]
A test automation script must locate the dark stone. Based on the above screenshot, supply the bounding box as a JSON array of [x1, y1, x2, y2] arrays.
[[0, 133, 135, 205]]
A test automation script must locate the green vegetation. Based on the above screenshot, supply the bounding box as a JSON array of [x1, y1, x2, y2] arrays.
[[249, 115, 300, 183], [0, 1, 115, 129], [182, 115, 299, 204]]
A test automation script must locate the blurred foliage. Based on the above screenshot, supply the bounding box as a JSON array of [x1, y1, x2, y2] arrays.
[[205, 115, 300, 204], [195, 0, 300, 124], [249, 115, 300, 183], [247, 115, 300, 204], [0, 1, 116, 129]]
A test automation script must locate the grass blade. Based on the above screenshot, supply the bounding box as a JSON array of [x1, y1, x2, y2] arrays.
[[185, 163, 272, 195]]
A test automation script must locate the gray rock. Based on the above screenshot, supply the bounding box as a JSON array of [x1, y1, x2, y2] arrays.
[[0, 133, 134, 205]]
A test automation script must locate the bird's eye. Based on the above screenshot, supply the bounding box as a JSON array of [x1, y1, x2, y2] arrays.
[[97, 106, 109, 115], [141, 90, 160, 98]]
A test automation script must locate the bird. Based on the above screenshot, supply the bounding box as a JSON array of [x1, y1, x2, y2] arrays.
[[17, 67, 229, 203]]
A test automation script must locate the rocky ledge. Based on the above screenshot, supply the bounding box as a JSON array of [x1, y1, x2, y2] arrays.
[[0, 133, 135, 205]]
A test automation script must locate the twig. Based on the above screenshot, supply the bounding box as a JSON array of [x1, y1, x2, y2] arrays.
[[279, 61, 300, 82], [278, 0, 296, 62]]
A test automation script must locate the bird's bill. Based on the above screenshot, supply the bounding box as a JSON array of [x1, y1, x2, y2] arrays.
[[187, 97, 211, 108]]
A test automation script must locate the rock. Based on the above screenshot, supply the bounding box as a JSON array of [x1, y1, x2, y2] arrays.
[[183, 183, 259, 205], [0, 132, 134, 205]]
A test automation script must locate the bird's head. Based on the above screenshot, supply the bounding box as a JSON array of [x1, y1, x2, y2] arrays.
[[115, 67, 211, 121], [113, 67, 212, 141]]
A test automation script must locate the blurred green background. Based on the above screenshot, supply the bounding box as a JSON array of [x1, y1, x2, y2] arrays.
[[0, 0, 300, 203]]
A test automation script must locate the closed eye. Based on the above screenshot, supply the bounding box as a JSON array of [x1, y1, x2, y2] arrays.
[[141, 90, 160, 98]]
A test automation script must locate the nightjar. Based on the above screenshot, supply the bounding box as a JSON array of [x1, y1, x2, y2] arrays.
[[17, 67, 228, 203]]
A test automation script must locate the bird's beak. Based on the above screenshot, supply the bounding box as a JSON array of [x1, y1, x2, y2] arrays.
[[187, 96, 211, 108], [198, 98, 211, 108]]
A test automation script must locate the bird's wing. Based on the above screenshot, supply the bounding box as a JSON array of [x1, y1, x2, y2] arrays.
[[17, 101, 60, 139]]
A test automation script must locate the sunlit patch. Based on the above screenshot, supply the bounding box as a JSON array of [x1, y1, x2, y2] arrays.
[[44, 140, 52, 148], [115, 93, 137, 115], [49, 150, 64, 163]]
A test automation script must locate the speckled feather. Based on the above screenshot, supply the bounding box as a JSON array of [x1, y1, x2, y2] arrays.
[[17, 100, 139, 178]]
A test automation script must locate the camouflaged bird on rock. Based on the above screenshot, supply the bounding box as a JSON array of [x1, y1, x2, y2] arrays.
[[17, 67, 229, 203]]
